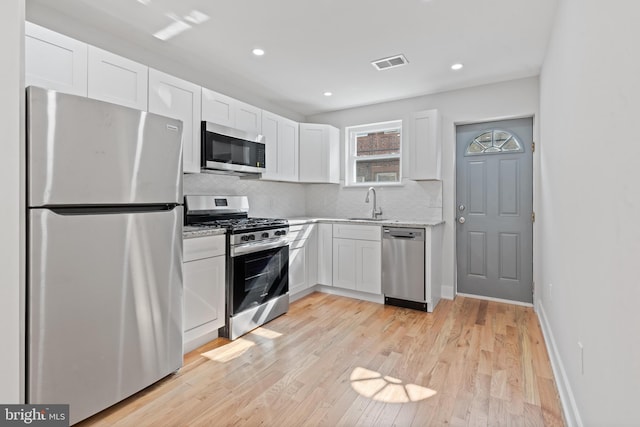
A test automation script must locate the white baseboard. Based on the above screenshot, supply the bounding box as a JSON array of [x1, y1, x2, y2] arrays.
[[441, 285, 454, 300], [183, 329, 219, 354], [289, 286, 317, 302], [315, 285, 385, 304], [536, 301, 583, 427]]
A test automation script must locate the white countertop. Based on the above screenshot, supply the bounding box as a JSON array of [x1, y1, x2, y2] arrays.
[[183, 226, 226, 239], [287, 217, 445, 228]]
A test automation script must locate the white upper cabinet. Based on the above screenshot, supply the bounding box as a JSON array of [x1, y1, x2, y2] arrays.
[[25, 22, 88, 96], [261, 111, 299, 182], [201, 88, 262, 134], [407, 109, 441, 180], [148, 69, 202, 174], [299, 123, 340, 184], [87, 46, 148, 110], [235, 101, 262, 134]]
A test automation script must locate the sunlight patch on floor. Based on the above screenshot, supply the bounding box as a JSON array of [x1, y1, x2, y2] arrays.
[[350, 367, 437, 403], [250, 327, 283, 339], [201, 338, 254, 363]]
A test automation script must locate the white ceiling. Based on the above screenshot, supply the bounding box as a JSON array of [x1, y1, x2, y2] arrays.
[[26, 0, 559, 117]]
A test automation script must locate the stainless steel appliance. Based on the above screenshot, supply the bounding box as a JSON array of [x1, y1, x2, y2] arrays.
[[200, 121, 266, 175], [381, 227, 427, 311], [26, 86, 184, 425], [184, 195, 289, 340]]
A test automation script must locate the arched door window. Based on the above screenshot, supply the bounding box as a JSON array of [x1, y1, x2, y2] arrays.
[[465, 129, 523, 156]]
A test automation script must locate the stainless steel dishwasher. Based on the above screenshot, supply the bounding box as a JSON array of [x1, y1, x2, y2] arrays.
[[382, 227, 427, 311]]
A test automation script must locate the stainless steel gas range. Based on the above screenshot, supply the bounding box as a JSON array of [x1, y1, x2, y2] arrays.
[[185, 195, 289, 340]]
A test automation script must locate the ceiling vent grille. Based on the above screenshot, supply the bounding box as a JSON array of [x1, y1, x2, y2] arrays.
[[371, 54, 409, 71]]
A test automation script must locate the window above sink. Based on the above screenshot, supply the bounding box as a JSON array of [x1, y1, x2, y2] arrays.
[[345, 120, 403, 187]]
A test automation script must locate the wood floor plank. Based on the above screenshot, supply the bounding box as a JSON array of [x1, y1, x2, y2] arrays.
[[77, 293, 565, 427]]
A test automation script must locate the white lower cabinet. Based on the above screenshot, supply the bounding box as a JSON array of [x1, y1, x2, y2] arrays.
[[332, 224, 381, 295], [183, 234, 225, 353], [317, 223, 333, 286], [288, 224, 317, 296]]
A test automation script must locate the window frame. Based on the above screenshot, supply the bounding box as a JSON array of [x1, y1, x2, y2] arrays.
[[344, 119, 403, 187]]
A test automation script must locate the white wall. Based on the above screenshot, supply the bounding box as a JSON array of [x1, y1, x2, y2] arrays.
[[308, 77, 540, 298], [0, 0, 25, 404], [538, 1, 640, 425]]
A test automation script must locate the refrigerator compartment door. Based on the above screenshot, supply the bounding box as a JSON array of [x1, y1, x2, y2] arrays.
[[28, 207, 183, 424], [27, 86, 183, 207]]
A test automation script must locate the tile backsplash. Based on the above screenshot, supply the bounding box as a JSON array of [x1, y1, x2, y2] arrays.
[[184, 173, 442, 222], [305, 180, 442, 222], [184, 173, 307, 218]]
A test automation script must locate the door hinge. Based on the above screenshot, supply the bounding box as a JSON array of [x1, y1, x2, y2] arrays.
[[532, 141, 536, 152], [532, 212, 536, 222]]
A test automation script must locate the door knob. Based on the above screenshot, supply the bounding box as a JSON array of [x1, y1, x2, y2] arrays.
[[458, 217, 466, 224], [458, 204, 465, 212]]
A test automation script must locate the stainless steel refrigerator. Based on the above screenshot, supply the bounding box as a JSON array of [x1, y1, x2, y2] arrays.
[[26, 86, 184, 425]]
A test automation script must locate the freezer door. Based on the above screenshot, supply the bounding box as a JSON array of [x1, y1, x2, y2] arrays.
[[27, 86, 183, 207], [28, 207, 183, 425]]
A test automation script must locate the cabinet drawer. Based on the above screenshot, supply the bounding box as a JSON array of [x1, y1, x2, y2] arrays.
[[184, 235, 225, 261], [333, 224, 381, 241], [288, 224, 315, 242]]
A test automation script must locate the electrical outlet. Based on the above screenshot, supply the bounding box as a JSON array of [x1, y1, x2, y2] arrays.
[[578, 341, 584, 374]]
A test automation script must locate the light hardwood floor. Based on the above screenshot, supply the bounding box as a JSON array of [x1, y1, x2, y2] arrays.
[[78, 293, 565, 426]]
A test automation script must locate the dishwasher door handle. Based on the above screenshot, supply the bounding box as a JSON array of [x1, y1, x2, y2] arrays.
[[383, 228, 424, 240]]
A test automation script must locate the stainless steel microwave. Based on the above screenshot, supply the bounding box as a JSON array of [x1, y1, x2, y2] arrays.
[[201, 121, 266, 175]]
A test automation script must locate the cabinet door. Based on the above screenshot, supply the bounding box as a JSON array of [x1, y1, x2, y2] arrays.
[[261, 111, 279, 180], [299, 124, 326, 182], [183, 255, 225, 331], [356, 240, 381, 294], [332, 238, 356, 290], [289, 243, 307, 295], [298, 123, 340, 184], [148, 69, 202, 173], [306, 225, 318, 287], [87, 46, 148, 110], [25, 22, 88, 96], [235, 101, 262, 134], [317, 223, 333, 286], [261, 112, 299, 182], [409, 109, 441, 180], [201, 87, 235, 128], [278, 118, 299, 182]]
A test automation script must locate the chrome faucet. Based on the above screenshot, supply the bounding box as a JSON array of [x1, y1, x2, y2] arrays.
[[365, 187, 383, 219]]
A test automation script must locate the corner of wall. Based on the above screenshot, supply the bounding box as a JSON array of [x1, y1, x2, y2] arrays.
[[536, 302, 583, 427]]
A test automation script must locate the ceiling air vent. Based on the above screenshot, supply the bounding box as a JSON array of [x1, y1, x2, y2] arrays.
[[371, 54, 409, 71]]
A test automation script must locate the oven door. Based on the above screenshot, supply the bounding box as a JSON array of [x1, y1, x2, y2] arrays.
[[229, 243, 289, 315]]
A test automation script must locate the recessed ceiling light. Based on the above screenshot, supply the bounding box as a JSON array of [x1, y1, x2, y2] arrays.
[[451, 63, 464, 71], [252, 48, 265, 56], [323, 91, 332, 97]]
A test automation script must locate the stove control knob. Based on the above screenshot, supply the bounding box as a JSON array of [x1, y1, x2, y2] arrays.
[[249, 234, 256, 241], [241, 235, 250, 241], [280, 230, 287, 236], [274, 230, 281, 236], [262, 232, 269, 238]]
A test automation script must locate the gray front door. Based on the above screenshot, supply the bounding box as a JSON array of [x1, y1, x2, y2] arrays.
[[456, 118, 533, 303]]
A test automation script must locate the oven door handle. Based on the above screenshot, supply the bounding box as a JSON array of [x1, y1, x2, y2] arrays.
[[231, 239, 289, 257]]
